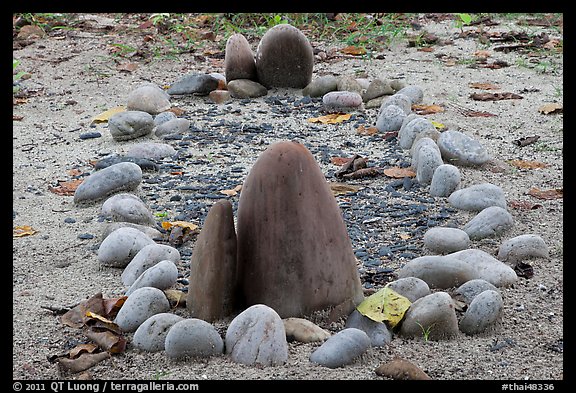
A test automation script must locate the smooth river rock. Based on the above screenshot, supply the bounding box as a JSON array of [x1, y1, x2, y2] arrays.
[[463, 206, 514, 240], [448, 183, 507, 211], [164, 318, 224, 359], [225, 304, 288, 366], [101, 193, 155, 226], [125, 259, 178, 296], [97, 226, 155, 268], [114, 287, 170, 332], [126, 83, 171, 115], [108, 111, 154, 141], [448, 249, 518, 287], [132, 313, 184, 352], [423, 227, 471, 254], [74, 162, 142, 205], [121, 243, 181, 286], [497, 234, 549, 266], [458, 289, 504, 335], [309, 328, 371, 368], [437, 130, 490, 166], [399, 292, 459, 340]]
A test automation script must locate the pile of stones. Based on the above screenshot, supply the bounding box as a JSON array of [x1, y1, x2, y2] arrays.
[[71, 23, 550, 373]]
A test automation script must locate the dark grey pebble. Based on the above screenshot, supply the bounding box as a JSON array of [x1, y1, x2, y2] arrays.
[[79, 131, 102, 140], [167, 73, 220, 96], [77, 233, 94, 240]]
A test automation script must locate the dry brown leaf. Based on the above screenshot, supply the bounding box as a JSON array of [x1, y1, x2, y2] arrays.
[[341, 45, 366, 55], [509, 200, 543, 210], [116, 62, 138, 72], [538, 103, 563, 114], [356, 125, 379, 135], [331, 156, 353, 166], [13, 225, 37, 237], [473, 50, 492, 59], [527, 187, 563, 200], [308, 113, 352, 124], [61, 293, 106, 329], [103, 296, 127, 319], [168, 107, 186, 116], [341, 167, 381, 179], [508, 159, 548, 169], [69, 343, 99, 359], [56, 351, 110, 374], [13, 114, 24, 120], [399, 233, 411, 240], [48, 179, 83, 196], [220, 185, 242, 196], [513, 135, 540, 147], [412, 104, 444, 115], [85, 330, 126, 354], [470, 92, 523, 101], [469, 82, 500, 90], [383, 167, 416, 178]]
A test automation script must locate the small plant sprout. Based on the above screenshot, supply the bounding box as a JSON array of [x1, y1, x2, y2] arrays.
[[415, 321, 436, 341], [454, 13, 473, 32]]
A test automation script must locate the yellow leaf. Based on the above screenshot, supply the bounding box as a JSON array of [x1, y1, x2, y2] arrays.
[[399, 233, 411, 240], [412, 104, 444, 115], [13, 225, 37, 237], [164, 289, 187, 307], [341, 45, 366, 55], [85, 311, 115, 325], [91, 106, 126, 123], [161, 221, 199, 231], [308, 113, 352, 124], [430, 120, 446, 130], [356, 286, 411, 327], [329, 182, 361, 196]]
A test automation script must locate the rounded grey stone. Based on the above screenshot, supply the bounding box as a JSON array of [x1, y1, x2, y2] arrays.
[[430, 164, 461, 197], [167, 73, 220, 95], [398, 116, 437, 150], [108, 111, 154, 141], [399, 292, 459, 340], [375, 104, 406, 132], [74, 162, 142, 205], [97, 226, 155, 268], [165, 318, 224, 359], [459, 290, 503, 335], [122, 243, 181, 286], [309, 328, 371, 368], [396, 255, 477, 289], [102, 222, 162, 241], [322, 91, 363, 112], [411, 137, 440, 169], [227, 79, 267, 98], [463, 206, 514, 240], [437, 130, 490, 166], [362, 78, 394, 102], [125, 260, 179, 296], [302, 75, 338, 97], [114, 287, 170, 332], [395, 85, 424, 104], [390, 79, 407, 92], [378, 93, 412, 115], [225, 304, 288, 366], [101, 193, 155, 226], [126, 84, 171, 115], [416, 144, 444, 185], [153, 111, 177, 126], [154, 118, 190, 138], [448, 249, 518, 287], [386, 277, 431, 302], [125, 142, 176, 160], [454, 279, 498, 305], [336, 76, 364, 94], [132, 313, 184, 352], [345, 309, 392, 347], [497, 234, 549, 266], [423, 227, 471, 254], [448, 183, 507, 211]]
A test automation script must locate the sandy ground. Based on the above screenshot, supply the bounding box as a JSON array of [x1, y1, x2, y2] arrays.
[[13, 13, 563, 383]]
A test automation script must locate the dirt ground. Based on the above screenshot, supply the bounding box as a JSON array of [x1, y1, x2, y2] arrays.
[[12, 13, 563, 383]]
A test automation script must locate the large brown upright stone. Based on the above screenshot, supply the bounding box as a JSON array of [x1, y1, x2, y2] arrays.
[[255, 24, 314, 88], [224, 33, 257, 83], [187, 199, 238, 322], [236, 141, 364, 319]]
